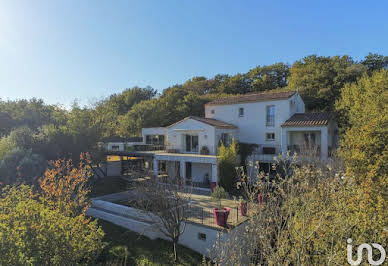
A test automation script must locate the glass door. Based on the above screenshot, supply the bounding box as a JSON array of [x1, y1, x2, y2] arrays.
[[185, 134, 199, 153]]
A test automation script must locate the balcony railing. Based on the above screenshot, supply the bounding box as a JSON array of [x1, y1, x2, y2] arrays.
[[287, 144, 321, 156], [133, 144, 166, 151]]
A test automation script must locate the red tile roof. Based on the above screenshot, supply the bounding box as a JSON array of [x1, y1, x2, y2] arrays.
[[168, 116, 237, 129], [206, 91, 297, 106], [282, 113, 332, 127]]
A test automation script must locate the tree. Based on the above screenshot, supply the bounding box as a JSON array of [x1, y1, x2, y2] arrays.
[[218, 139, 238, 194], [212, 155, 358, 265], [8, 126, 35, 149], [336, 70, 388, 252], [336, 69, 388, 180], [0, 98, 60, 130], [135, 178, 192, 262], [247, 62, 290, 92], [218, 73, 251, 94], [92, 86, 157, 137], [0, 112, 15, 137], [39, 153, 93, 217], [361, 53, 388, 73], [0, 148, 46, 186], [288, 55, 365, 111], [0, 185, 105, 265]]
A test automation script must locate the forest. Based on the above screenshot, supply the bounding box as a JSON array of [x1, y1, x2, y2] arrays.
[[0, 53, 386, 264]]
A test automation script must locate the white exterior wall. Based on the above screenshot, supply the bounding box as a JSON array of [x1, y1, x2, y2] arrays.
[[205, 95, 304, 148], [289, 93, 305, 114], [168, 119, 217, 155], [281, 126, 329, 159], [127, 141, 143, 146], [142, 127, 167, 144], [215, 128, 239, 145], [156, 153, 218, 183], [106, 141, 143, 151], [327, 120, 338, 149], [87, 200, 231, 256]]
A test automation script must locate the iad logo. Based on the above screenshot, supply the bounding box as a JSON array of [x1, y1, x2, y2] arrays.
[[347, 238, 386, 265]]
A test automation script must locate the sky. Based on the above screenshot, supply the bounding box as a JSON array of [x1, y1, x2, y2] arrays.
[[0, 0, 387, 107]]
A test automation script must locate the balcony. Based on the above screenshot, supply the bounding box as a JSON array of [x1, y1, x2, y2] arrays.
[[250, 145, 280, 162], [287, 144, 321, 157], [133, 144, 166, 152]]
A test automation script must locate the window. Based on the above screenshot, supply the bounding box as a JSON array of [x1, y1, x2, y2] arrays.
[[198, 233, 207, 241], [239, 107, 244, 117], [111, 145, 120, 151], [266, 105, 275, 126], [263, 147, 276, 155], [265, 132, 275, 141], [220, 133, 231, 147], [211, 109, 215, 114], [185, 134, 199, 152], [145, 135, 165, 145], [158, 135, 165, 145]]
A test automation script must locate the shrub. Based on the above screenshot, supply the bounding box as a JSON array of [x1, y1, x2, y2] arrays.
[[0, 148, 46, 186], [0, 185, 105, 265], [218, 139, 238, 194], [211, 186, 229, 208]]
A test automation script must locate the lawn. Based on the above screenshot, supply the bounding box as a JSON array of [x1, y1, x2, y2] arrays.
[[96, 220, 203, 266]]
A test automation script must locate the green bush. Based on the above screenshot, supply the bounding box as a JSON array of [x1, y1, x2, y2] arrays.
[[218, 139, 238, 194], [211, 186, 229, 208], [0, 185, 105, 265]]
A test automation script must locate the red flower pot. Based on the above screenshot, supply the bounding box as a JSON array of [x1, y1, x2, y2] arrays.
[[258, 193, 264, 205], [213, 207, 230, 227], [240, 202, 247, 216], [210, 182, 217, 192]]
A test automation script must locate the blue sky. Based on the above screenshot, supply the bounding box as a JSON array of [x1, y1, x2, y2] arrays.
[[0, 0, 387, 107]]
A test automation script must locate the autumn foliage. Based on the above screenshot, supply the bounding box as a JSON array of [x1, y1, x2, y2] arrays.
[[39, 152, 92, 216]]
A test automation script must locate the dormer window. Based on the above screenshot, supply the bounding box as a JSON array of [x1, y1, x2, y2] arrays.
[[239, 107, 244, 117], [266, 105, 275, 126]]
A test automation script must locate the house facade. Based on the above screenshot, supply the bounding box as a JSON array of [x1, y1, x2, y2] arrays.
[[141, 91, 338, 189]]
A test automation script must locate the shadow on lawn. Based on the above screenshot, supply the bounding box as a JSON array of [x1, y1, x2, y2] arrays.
[[96, 220, 202, 266]]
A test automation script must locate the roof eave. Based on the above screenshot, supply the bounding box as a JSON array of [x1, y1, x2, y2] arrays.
[[205, 92, 297, 106]]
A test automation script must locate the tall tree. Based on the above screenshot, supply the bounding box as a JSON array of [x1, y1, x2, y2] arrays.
[[288, 55, 365, 111], [361, 52, 388, 73], [217, 74, 250, 94], [336, 69, 388, 181], [93, 86, 157, 137], [247, 62, 290, 92]]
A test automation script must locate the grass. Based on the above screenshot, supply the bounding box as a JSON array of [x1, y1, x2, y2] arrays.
[[96, 220, 202, 266]]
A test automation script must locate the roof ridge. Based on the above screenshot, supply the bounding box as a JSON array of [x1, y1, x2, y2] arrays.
[[206, 91, 297, 106], [168, 116, 237, 129]]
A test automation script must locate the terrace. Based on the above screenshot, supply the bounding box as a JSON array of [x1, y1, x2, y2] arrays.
[[113, 191, 250, 229]]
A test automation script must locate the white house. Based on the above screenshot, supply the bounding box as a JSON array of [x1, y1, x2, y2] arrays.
[[142, 91, 338, 188], [142, 117, 238, 188]]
